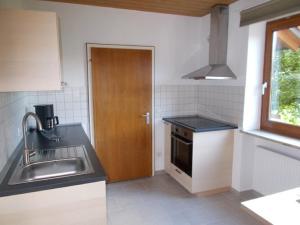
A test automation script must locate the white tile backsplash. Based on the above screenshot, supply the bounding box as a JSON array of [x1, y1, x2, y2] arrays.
[[155, 85, 199, 119], [0, 92, 27, 172], [26, 86, 90, 137], [0, 84, 244, 172], [197, 85, 244, 125], [155, 85, 244, 125]]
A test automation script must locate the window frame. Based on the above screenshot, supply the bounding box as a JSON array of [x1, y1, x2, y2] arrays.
[[261, 14, 300, 139]]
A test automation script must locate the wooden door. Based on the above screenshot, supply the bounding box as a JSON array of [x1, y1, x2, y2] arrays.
[[91, 47, 152, 182]]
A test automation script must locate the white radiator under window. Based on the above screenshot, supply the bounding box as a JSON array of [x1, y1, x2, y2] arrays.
[[253, 145, 300, 195]]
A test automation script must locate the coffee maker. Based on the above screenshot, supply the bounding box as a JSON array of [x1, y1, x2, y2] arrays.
[[34, 104, 59, 130]]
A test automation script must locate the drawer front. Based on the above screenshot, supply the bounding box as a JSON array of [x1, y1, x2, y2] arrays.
[[169, 163, 192, 192]]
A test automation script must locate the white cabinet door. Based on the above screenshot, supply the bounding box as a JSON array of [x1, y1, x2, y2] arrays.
[[0, 9, 62, 92], [0, 181, 107, 225], [192, 129, 234, 193]]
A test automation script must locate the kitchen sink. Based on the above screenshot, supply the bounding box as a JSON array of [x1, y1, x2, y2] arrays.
[[8, 145, 94, 185]]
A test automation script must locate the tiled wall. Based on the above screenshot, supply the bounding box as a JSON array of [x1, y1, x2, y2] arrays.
[[26, 86, 90, 136], [154, 85, 199, 119], [197, 85, 244, 126], [155, 85, 244, 126], [25, 85, 244, 142], [0, 92, 27, 171], [0, 84, 244, 172], [0, 87, 89, 172]]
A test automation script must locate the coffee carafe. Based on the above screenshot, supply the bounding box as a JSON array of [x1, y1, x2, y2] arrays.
[[34, 104, 59, 130]]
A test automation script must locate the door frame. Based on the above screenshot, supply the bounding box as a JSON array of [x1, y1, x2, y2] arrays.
[[86, 43, 155, 176]]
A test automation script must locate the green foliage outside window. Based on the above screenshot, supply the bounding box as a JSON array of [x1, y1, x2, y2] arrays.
[[271, 48, 300, 125]]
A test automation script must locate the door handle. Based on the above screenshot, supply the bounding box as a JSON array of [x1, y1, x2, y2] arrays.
[[142, 112, 150, 125]]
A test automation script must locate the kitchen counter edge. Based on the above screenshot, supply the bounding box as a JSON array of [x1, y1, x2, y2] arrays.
[[162, 116, 238, 132]]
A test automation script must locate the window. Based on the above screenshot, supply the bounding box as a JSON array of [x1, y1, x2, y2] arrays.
[[261, 14, 300, 139]]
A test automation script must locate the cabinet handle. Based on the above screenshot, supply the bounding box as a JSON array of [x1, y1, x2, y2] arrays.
[[171, 134, 192, 145], [175, 169, 182, 174]]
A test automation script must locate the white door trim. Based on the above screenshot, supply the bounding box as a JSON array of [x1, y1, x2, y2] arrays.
[[86, 43, 155, 176]]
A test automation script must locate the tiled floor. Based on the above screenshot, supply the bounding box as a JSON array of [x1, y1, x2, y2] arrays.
[[107, 173, 264, 225]]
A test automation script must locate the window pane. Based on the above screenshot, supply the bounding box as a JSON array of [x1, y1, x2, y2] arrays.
[[269, 27, 300, 126]]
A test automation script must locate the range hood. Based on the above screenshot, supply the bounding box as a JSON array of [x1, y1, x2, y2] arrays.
[[182, 5, 236, 80]]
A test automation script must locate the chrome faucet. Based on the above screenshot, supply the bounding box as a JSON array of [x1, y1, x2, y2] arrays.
[[22, 112, 43, 166]]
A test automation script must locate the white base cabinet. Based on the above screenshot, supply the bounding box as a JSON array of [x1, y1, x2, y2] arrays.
[[0, 181, 107, 225], [164, 122, 234, 194]]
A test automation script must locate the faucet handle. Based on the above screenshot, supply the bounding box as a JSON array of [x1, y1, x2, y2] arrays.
[[29, 151, 36, 158], [23, 149, 31, 166]]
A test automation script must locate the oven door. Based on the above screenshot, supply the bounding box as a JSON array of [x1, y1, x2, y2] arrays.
[[171, 134, 193, 177]]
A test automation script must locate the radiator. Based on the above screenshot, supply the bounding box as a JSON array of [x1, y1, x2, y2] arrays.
[[253, 145, 300, 195]]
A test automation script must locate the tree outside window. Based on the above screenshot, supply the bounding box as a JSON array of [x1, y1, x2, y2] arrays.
[[261, 14, 300, 139], [270, 31, 300, 126]]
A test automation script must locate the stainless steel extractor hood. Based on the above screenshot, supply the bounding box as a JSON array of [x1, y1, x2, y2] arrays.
[[182, 5, 236, 80]]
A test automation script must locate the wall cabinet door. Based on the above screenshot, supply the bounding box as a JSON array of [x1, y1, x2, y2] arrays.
[[0, 9, 62, 92]]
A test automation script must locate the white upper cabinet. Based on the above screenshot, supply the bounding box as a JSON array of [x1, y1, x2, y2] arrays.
[[0, 9, 62, 92]]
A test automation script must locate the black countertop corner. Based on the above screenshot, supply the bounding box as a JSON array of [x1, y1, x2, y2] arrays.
[[163, 115, 238, 132], [0, 123, 106, 197]]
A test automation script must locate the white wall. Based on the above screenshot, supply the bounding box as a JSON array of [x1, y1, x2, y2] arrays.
[[214, 0, 269, 192], [0, 92, 27, 172], [231, 0, 300, 194], [232, 131, 256, 191], [25, 0, 210, 86], [2, 0, 299, 187], [22, 0, 273, 173], [0, 0, 27, 173], [243, 22, 266, 131], [18, 0, 300, 187], [23, 0, 211, 171], [24, 0, 265, 88]]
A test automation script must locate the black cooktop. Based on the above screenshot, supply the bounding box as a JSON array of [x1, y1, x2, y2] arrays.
[[163, 115, 237, 132]]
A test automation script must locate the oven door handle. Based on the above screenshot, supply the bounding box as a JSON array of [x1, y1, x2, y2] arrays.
[[171, 134, 192, 145]]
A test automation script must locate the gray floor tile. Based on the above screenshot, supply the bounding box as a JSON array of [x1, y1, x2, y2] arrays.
[[107, 174, 264, 225]]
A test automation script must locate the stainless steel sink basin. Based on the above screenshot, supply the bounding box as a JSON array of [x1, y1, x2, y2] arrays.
[[8, 145, 94, 185]]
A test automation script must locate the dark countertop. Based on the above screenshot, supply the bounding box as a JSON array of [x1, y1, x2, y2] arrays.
[[163, 115, 237, 132], [0, 124, 106, 197]]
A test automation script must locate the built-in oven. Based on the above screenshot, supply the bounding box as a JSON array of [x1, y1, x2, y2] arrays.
[[171, 125, 193, 177]]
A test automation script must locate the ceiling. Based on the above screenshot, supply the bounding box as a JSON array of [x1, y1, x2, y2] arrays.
[[43, 0, 237, 17]]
